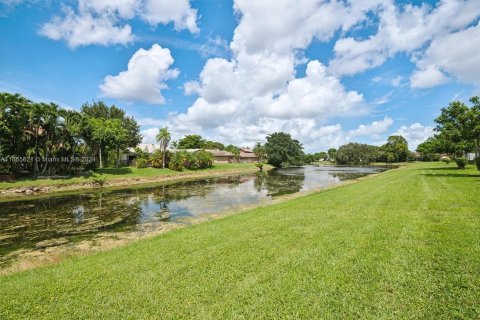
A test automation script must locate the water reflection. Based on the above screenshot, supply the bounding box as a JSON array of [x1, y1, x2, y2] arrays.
[[0, 165, 385, 255], [254, 170, 305, 196]]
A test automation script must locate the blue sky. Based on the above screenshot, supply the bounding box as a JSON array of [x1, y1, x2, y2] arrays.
[[1, 0, 479, 152]]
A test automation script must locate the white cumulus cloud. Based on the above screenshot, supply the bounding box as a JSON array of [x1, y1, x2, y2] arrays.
[[348, 117, 394, 140], [40, 6, 134, 48], [162, 0, 376, 151], [412, 22, 480, 88], [394, 123, 434, 150], [410, 65, 449, 89], [329, 0, 480, 79], [140, 127, 160, 144], [100, 44, 179, 104], [40, 0, 198, 48], [141, 0, 198, 33]]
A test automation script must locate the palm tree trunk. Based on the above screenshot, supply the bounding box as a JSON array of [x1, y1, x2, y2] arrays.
[[116, 146, 120, 168], [162, 149, 165, 169], [41, 148, 49, 175], [99, 145, 103, 169], [33, 126, 39, 178]]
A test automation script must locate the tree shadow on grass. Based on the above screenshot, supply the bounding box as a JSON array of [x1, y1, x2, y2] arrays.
[[96, 168, 133, 175], [420, 173, 480, 178], [417, 166, 459, 171]]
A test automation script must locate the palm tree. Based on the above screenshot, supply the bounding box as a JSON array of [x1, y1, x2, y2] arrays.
[[156, 127, 171, 169], [253, 142, 266, 162], [59, 109, 82, 170]]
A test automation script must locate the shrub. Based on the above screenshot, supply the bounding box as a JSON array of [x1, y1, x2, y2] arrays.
[[136, 158, 148, 168], [192, 150, 214, 169], [184, 152, 198, 170], [441, 156, 451, 165], [168, 151, 186, 171], [420, 153, 440, 162], [150, 150, 171, 168], [454, 157, 468, 169], [168, 150, 214, 171], [475, 157, 480, 171], [255, 163, 264, 172], [92, 173, 107, 187]]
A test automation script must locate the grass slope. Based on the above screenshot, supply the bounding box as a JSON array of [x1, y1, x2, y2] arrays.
[[0, 163, 257, 190], [1, 162, 479, 319]]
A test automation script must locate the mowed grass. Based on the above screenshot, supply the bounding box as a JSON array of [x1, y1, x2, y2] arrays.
[[1, 162, 479, 319], [0, 163, 258, 189]]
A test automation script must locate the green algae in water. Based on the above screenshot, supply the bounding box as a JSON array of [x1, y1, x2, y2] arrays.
[[0, 165, 386, 262]]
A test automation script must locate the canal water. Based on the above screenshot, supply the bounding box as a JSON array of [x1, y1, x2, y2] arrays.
[[0, 165, 387, 264]]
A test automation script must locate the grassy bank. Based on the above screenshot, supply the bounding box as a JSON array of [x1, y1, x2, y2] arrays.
[[1, 162, 479, 319], [0, 163, 262, 192]]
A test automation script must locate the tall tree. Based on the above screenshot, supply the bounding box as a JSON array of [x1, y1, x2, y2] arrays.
[[81, 101, 140, 168], [335, 143, 379, 164], [327, 148, 337, 162], [468, 96, 480, 156], [0, 93, 31, 172], [156, 127, 171, 169], [381, 135, 409, 162], [225, 145, 240, 161], [264, 132, 304, 168], [177, 134, 206, 149], [434, 100, 472, 158], [58, 109, 83, 170], [204, 140, 225, 150], [253, 142, 266, 162]]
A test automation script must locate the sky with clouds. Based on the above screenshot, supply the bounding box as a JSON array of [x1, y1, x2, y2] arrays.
[[1, 0, 479, 152]]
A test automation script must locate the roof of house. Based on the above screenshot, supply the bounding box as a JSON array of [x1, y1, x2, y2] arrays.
[[240, 148, 254, 153], [239, 153, 258, 158], [207, 149, 235, 157], [239, 148, 258, 158], [167, 148, 235, 157], [127, 143, 159, 153]]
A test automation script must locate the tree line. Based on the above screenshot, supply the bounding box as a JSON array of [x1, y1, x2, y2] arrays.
[[0, 93, 141, 176], [417, 96, 480, 169], [4, 91, 476, 177]]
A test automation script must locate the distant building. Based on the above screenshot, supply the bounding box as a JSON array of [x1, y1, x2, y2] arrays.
[[208, 150, 236, 163], [239, 148, 259, 163], [122, 143, 159, 166], [122, 145, 260, 166], [466, 153, 476, 161]]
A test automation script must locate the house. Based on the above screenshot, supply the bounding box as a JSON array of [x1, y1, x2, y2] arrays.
[[122, 145, 258, 166], [122, 143, 159, 166], [182, 149, 236, 163], [207, 150, 236, 163], [239, 148, 259, 163], [465, 153, 477, 161]]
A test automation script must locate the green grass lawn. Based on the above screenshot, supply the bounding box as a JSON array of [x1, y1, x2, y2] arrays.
[[0, 163, 259, 190], [1, 162, 479, 319]]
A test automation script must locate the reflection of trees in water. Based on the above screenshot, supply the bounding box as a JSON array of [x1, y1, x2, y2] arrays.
[[254, 171, 305, 196], [124, 176, 246, 221], [0, 176, 248, 251], [0, 191, 144, 249], [329, 172, 366, 181]]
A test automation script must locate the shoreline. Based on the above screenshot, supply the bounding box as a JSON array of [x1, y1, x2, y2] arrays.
[[0, 165, 268, 201], [0, 164, 400, 275]]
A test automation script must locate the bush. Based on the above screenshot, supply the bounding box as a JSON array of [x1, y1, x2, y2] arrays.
[[192, 150, 214, 169], [454, 157, 468, 169], [136, 158, 148, 168], [441, 156, 451, 165], [475, 157, 480, 171], [255, 163, 264, 172], [92, 173, 107, 187], [420, 153, 440, 161], [168, 150, 214, 171], [168, 151, 186, 171], [150, 150, 171, 168]]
